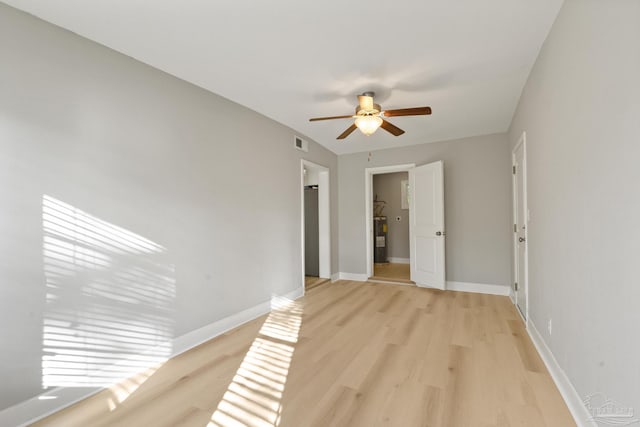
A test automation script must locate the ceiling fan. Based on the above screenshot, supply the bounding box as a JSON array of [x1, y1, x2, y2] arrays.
[[309, 92, 432, 140]]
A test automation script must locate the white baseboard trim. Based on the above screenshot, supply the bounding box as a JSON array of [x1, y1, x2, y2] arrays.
[[330, 273, 340, 282], [172, 286, 303, 355], [0, 286, 304, 427], [334, 276, 511, 295], [446, 281, 511, 296], [337, 272, 369, 282], [387, 257, 410, 264], [527, 321, 592, 427]]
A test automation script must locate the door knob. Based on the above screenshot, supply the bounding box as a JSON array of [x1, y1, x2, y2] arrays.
[[518, 237, 526, 243]]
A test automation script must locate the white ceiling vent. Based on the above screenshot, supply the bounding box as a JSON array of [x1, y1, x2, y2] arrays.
[[294, 136, 308, 152]]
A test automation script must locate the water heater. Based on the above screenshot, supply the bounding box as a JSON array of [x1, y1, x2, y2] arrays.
[[374, 216, 388, 263]]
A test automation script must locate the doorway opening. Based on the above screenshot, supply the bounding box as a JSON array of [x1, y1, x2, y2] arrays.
[[301, 160, 330, 292], [512, 132, 528, 321], [371, 171, 411, 283], [365, 162, 446, 289], [365, 164, 415, 284]]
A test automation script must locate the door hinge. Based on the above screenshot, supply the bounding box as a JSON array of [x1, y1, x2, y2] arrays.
[[514, 282, 519, 291], [513, 165, 516, 174], [514, 224, 517, 232]]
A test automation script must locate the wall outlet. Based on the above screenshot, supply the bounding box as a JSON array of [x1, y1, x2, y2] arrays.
[[395, 216, 401, 222], [548, 318, 553, 335]]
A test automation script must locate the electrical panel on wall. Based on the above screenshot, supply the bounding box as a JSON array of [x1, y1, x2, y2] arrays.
[[294, 136, 309, 152]]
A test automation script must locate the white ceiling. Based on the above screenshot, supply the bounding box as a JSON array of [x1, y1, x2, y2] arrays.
[[5, 0, 563, 154]]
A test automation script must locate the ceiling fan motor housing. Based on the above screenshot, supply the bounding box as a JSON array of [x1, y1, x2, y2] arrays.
[[356, 103, 381, 116]]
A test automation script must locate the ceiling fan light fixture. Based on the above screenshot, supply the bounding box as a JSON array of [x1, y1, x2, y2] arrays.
[[355, 115, 383, 136], [309, 92, 430, 139]]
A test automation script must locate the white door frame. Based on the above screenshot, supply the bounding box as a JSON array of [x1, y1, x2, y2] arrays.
[[365, 164, 415, 278], [512, 131, 529, 323], [301, 160, 331, 290]]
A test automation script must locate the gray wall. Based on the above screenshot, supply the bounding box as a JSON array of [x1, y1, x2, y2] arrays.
[[0, 4, 338, 410], [372, 172, 410, 260], [338, 134, 512, 286], [509, 0, 640, 415]]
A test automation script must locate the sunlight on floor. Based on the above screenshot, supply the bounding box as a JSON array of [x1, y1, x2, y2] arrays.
[[208, 296, 302, 427], [106, 359, 165, 410], [41, 195, 175, 394]]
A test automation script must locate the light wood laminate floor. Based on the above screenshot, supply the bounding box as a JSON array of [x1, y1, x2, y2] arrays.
[[304, 276, 330, 291], [372, 262, 412, 283], [32, 281, 574, 427]]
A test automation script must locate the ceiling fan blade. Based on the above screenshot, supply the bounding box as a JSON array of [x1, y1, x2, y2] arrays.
[[358, 95, 374, 111], [382, 106, 432, 117], [309, 114, 354, 122], [337, 124, 358, 140], [380, 119, 405, 136]]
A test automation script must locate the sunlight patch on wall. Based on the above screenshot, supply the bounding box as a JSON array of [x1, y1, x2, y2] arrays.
[[41, 195, 176, 391], [208, 296, 302, 427]]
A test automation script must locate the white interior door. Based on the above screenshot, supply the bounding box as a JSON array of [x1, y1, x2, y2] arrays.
[[409, 161, 445, 289], [514, 143, 527, 318]]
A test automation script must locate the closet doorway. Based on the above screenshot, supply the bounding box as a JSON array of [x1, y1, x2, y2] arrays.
[[301, 160, 331, 292]]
